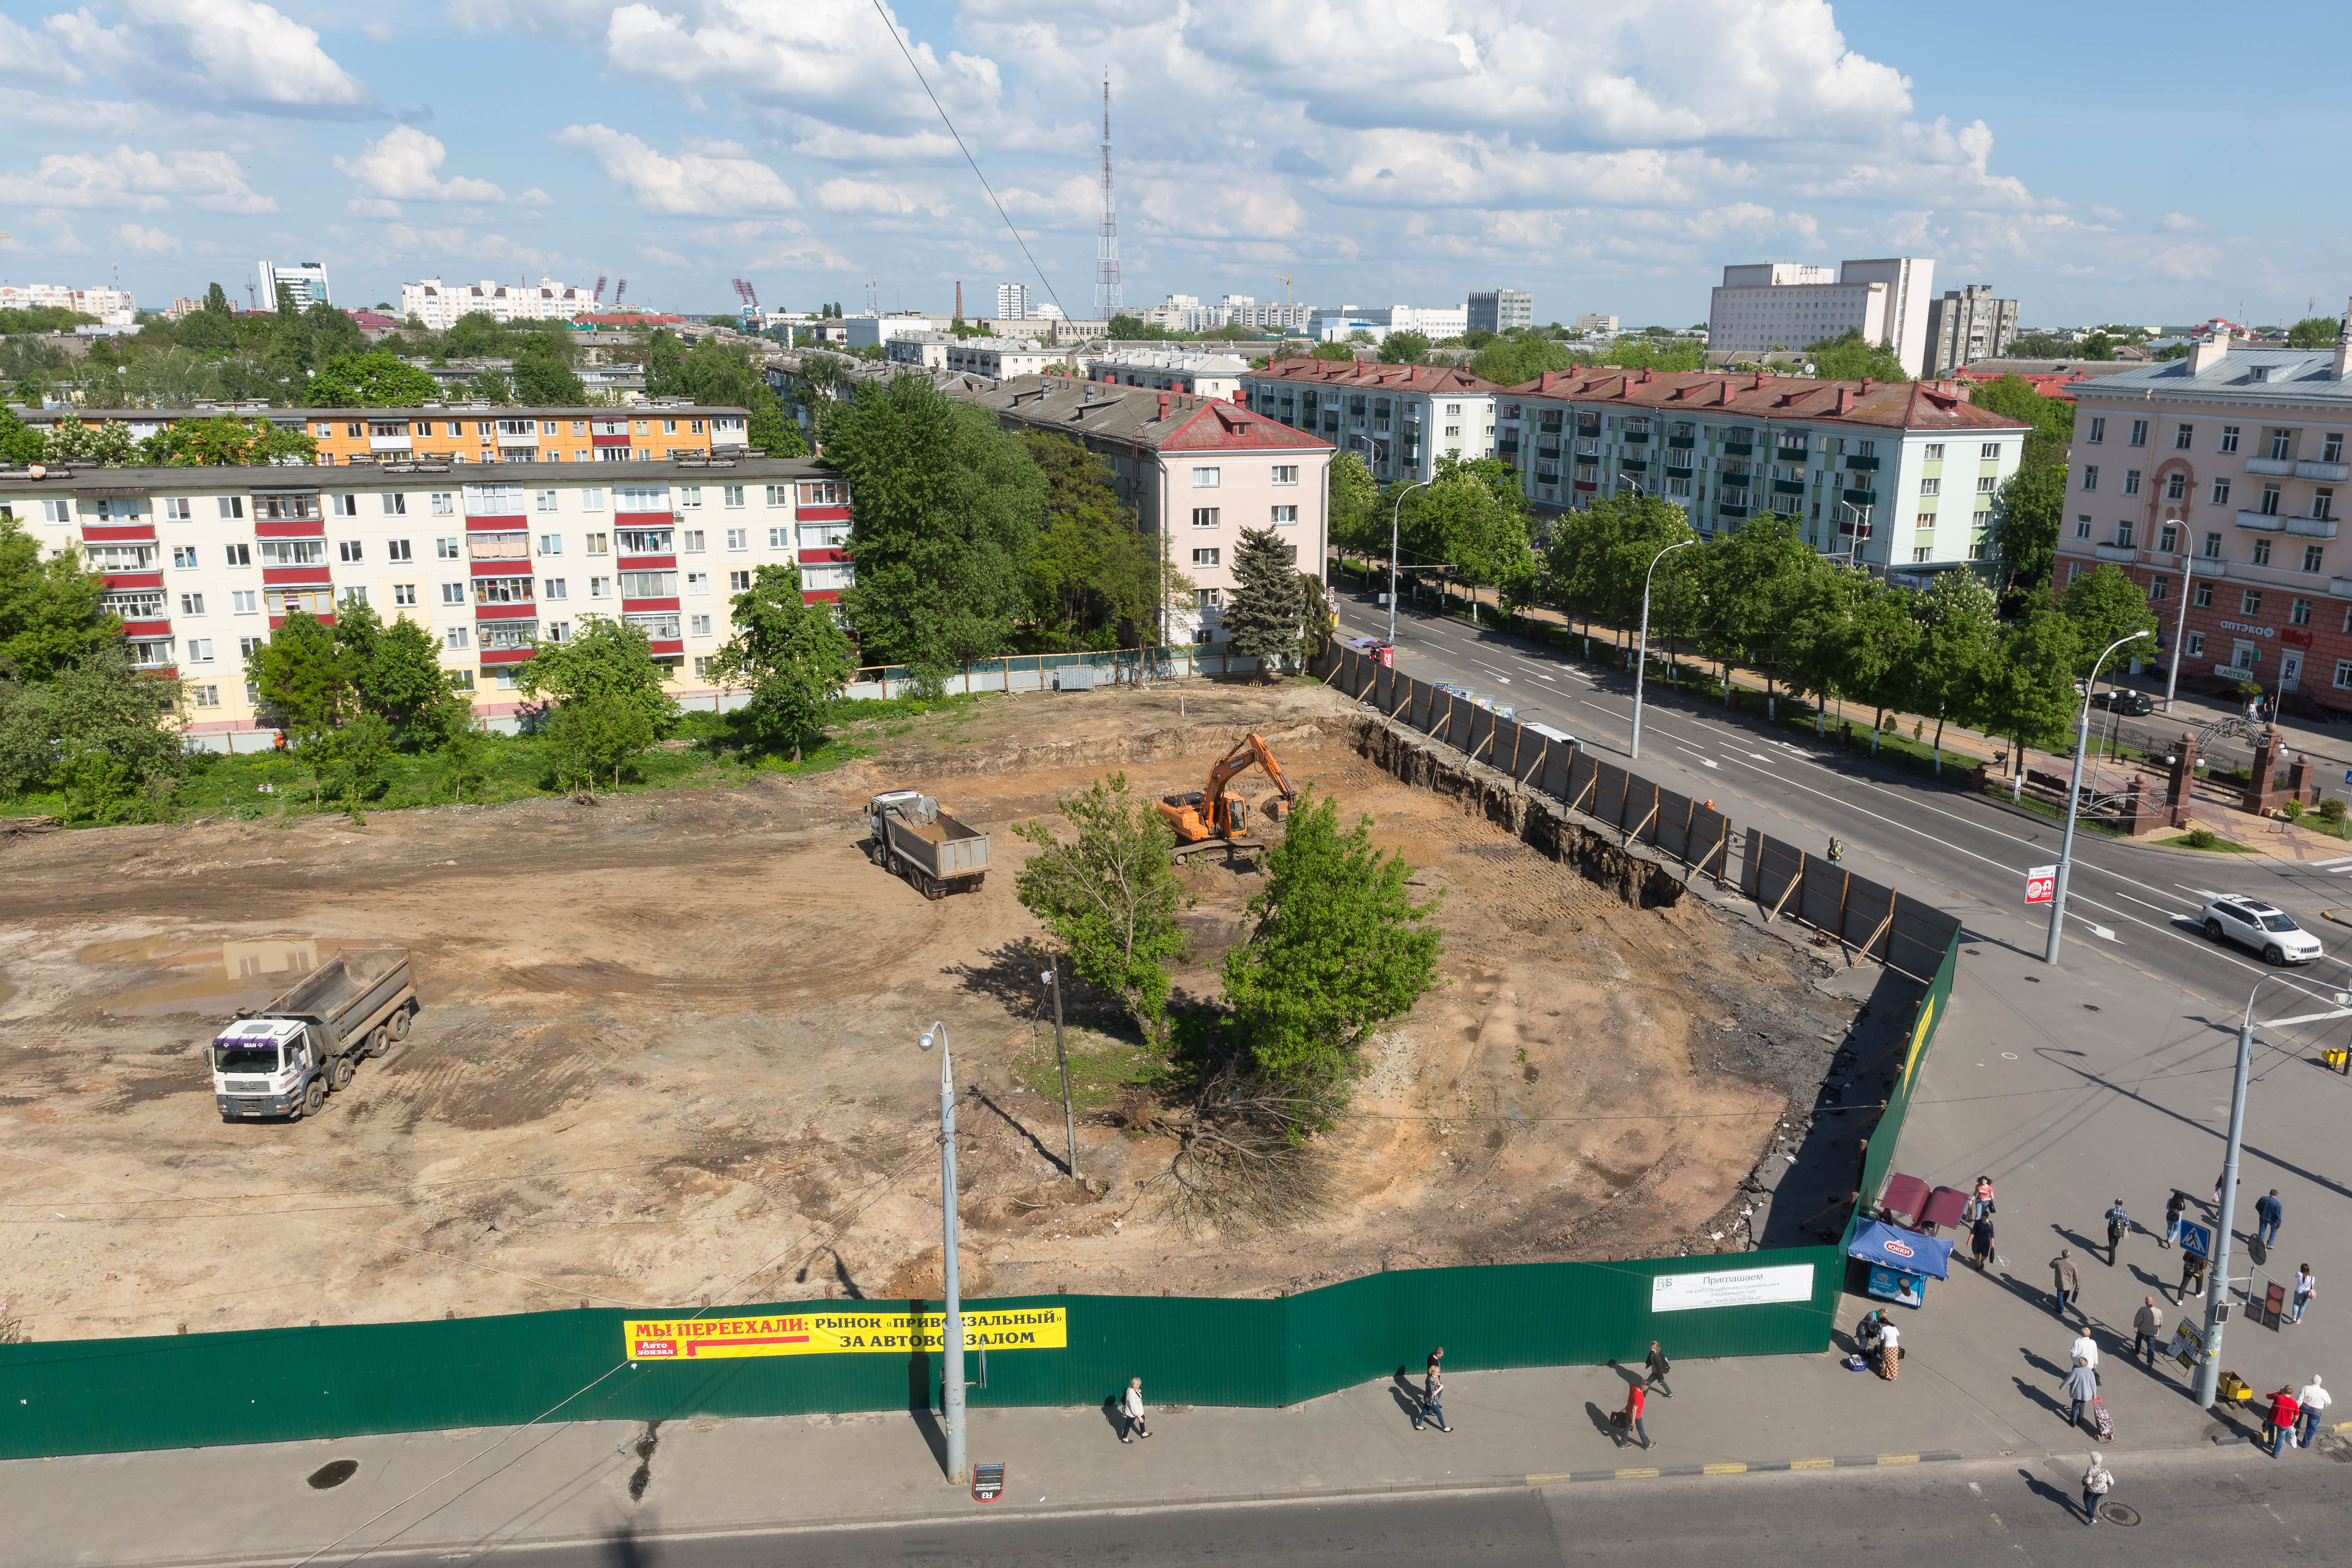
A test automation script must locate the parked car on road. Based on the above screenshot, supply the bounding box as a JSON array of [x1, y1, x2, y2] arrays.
[[2092, 689, 2155, 717], [2199, 895, 2323, 965]]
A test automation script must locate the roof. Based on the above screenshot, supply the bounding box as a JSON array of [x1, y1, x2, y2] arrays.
[[1498, 367, 2031, 433], [959, 375, 1333, 453], [1241, 359, 1506, 394], [1956, 358, 2146, 379], [2067, 346, 2352, 406], [1082, 347, 1252, 375], [0, 455, 829, 494]]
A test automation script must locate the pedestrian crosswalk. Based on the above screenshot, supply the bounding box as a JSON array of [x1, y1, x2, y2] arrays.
[[2315, 856, 2352, 874]]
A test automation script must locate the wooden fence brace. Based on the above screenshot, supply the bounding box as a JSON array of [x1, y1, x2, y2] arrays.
[[1835, 870, 1853, 946], [1625, 798, 1660, 847], [1849, 892, 1898, 968], [1764, 849, 1807, 922], [1471, 722, 1498, 764], [1709, 820, 1733, 888], [1390, 681, 1415, 720], [1679, 796, 1697, 865], [1569, 761, 1600, 814], [1509, 722, 1524, 775]]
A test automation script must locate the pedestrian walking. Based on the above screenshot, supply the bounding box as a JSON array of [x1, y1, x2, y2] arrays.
[[1414, 1348, 1451, 1433], [1617, 1380, 1651, 1450], [1642, 1341, 1673, 1397], [2081, 1453, 2114, 1525], [2069, 1329, 2100, 1371], [1874, 1317, 1901, 1382], [2051, 1249, 2082, 1320], [2063, 1359, 2100, 1432], [2266, 1385, 2301, 1458], [2293, 1264, 2316, 1324], [2104, 1199, 2133, 1266], [2297, 1376, 2329, 1448], [1118, 1377, 1149, 1442], [2179, 1248, 2208, 1299], [2213, 1170, 2237, 1206], [2256, 1189, 2285, 1247], [2133, 1298, 2166, 1365], [1970, 1213, 1995, 1271], [2163, 1189, 2187, 1250], [1973, 1176, 1996, 1220]]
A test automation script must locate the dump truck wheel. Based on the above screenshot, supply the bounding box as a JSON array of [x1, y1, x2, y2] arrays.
[[364, 1025, 390, 1059], [390, 1008, 412, 1041], [294, 1080, 325, 1120], [328, 1055, 355, 1091]]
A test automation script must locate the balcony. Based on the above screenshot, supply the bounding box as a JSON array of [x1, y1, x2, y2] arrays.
[[2235, 510, 2285, 532], [2094, 544, 2140, 563], [2245, 457, 2295, 476], [1535, 444, 1560, 460], [1721, 440, 1753, 456], [1719, 503, 1749, 518], [1622, 429, 1650, 444], [2297, 460, 2350, 481], [1619, 458, 1648, 473], [1842, 488, 1878, 506], [1667, 436, 1695, 450], [1846, 455, 1880, 471], [1773, 478, 1807, 495], [2289, 516, 2341, 538]]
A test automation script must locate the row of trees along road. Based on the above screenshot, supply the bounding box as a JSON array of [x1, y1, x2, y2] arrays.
[[1013, 776, 1442, 1230]]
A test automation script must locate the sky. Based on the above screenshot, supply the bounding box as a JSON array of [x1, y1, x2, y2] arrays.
[[0, 0, 2345, 329]]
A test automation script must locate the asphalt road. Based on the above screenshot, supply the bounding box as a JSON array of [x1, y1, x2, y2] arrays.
[[1336, 591, 2352, 1040], [337, 1450, 2348, 1568]]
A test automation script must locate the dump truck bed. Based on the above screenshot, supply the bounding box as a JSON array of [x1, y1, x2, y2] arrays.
[[887, 810, 988, 878], [266, 948, 412, 1031]]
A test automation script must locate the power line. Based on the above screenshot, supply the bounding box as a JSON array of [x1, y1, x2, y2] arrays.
[[863, 0, 1069, 322]]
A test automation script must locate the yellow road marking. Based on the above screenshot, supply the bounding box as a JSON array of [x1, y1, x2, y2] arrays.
[[1703, 1463, 1747, 1474], [1792, 1458, 1835, 1470], [1524, 1473, 1576, 1485], [1615, 1467, 1660, 1480], [1876, 1453, 1920, 1465]]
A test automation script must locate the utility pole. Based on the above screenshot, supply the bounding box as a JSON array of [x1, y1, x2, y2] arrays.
[[2164, 529, 2195, 712], [1041, 966, 1077, 1177], [917, 1022, 966, 1485]]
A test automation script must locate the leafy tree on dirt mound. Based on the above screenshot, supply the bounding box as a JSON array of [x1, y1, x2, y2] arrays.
[[714, 561, 854, 762], [0, 515, 119, 680], [0, 647, 186, 819], [517, 618, 679, 789], [1011, 772, 1190, 1050], [246, 610, 352, 750]]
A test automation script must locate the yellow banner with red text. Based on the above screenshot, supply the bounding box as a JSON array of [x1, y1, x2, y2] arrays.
[[625, 1307, 1068, 1361]]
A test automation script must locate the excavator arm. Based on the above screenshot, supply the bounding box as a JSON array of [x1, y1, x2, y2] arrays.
[[1246, 732, 1296, 807]]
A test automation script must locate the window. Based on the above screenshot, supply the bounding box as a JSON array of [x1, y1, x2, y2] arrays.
[[2123, 470, 2141, 496], [2075, 515, 2092, 539], [1191, 467, 1221, 487], [2087, 417, 2105, 443], [1269, 505, 1298, 525], [681, 530, 706, 553], [2082, 465, 2098, 492], [1271, 465, 1298, 485], [2067, 562, 2085, 584], [473, 576, 532, 604], [591, 576, 612, 598], [585, 532, 609, 556], [2308, 545, 2328, 574], [2194, 582, 2214, 607], [1192, 547, 1221, 567], [621, 570, 677, 597], [440, 582, 466, 605], [725, 528, 747, 551], [2260, 483, 2283, 516], [1191, 507, 1220, 528], [182, 636, 212, 663], [161, 497, 192, 521], [677, 486, 703, 510], [263, 587, 332, 616], [796, 480, 844, 506], [722, 486, 744, 509], [337, 539, 364, 563], [727, 570, 751, 592], [693, 655, 714, 678], [2328, 433, 2345, 464], [329, 494, 358, 518], [231, 590, 258, 614], [390, 584, 416, 607], [2165, 472, 2187, 502], [689, 614, 712, 637], [444, 626, 469, 650], [2157, 521, 2180, 553], [1922, 512, 1940, 531], [1444, 425, 1461, 438], [217, 497, 245, 519], [183, 683, 220, 708], [544, 624, 568, 645], [1981, 442, 2000, 460], [2252, 538, 2272, 566], [342, 586, 370, 609], [2293, 598, 2314, 626], [1923, 442, 1945, 460], [2114, 521, 2134, 549], [171, 545, 199, 569], [2175, 423, 2194, 450], [676, 571, 706, 595], [1919, 477, 1941, 496], [436, 537, 461, 560], [768, 527, 789, 548], [535, 490, 560, 512], [1194, 587, 1222, 608], [2318, 488, 2336, 520], [179, 592, 206, 615], [2212, 478, 2232, 506], [2243, 589, 2264, 615], [430, 492, 455, 515], [2129, 419, 2148, 447], [581, 488, 605, 511], [538, 534, 562, 555], [257, 540, 325, 566], [1912, 547, 1932, 563], [2220, 425, 2240, 453], [2149, 575, 2168, 602], [2269, 429, 2294, 461]]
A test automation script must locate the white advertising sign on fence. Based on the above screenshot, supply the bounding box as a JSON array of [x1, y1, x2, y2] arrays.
[[1649, 1263, 1815, 1313]]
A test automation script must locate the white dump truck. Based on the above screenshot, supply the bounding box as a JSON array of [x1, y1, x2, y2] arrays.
[[209, 947, 419, 1123], [867, 791, 989, 900]]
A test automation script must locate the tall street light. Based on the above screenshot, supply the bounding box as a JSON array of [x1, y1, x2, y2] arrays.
[[2194, 976, 2351, 1408], [2163, 526, 2196, 713], [917, 1021, 967, 1485], [2043, 630, 2152, 965], [1386, 479, 1432, 643], [1630, 536, 1695, 761]]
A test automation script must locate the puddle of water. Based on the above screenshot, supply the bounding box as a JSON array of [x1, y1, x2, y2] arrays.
[[85, 937, 341, 1018]]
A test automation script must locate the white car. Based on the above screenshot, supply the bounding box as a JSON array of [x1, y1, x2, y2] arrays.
[[2199, 896, 2324, 965]]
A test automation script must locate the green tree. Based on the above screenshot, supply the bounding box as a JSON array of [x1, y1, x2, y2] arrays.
[[542, 693, 659, 792], [1988, 462, 2067, 604], [0, 407, 43, 466], [714, 562, 854, 761], [340, 600, 460, 736], [44, 649, 187, 821], [1223, 525, 1311, 673], [246, 610, 352, 749], [1011, 772, 1191, 1050], [435, 716, 493, 803], [137, 415, 317, 466], [1326, 452, 1382, 556], [2077, 331, 2118, 362], [512, 337, 587, 403], [313, 710, 393, 813], [1968, 374, 2075, 469], [0, 518, 119, 680], [1837, 576, 1921, 734], [1904, 568, 2000, 762], [1404, 455, 1532, 620], [1982, 601, 2081, 767], [466, 367, 514, 403], [308, 351, 440, 407], [42, 420, 138, 466], [2287, 317, 2341, 349], [1804, 328, 1910, 382], [1219, 790, 1442, 1104], [1107, 314, 1176, 341], [203, 282, 231, 315], [822, 372, 1043, 667], [1378, 329, 1431, 365], [172, 306, 238, 355], [1020, 432, 1183, 649], [514, 615, 679, 737], [1466, 333, 1577, 387], [1697, 511, 1822, 699], [1310, 341, 1356, 362], [2059, 562, 2159, 668]]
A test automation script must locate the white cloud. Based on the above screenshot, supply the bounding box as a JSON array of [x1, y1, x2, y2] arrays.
[[1, 13, 82, 78], [554, 123, 799, 215], [815, 178, 921, 215], [111, 222, 183, 254], [46, 0, 377, 118], [2161, 212, 2205, 232], [0, 145, 275, 213], [347, 197, 403, 218], [335, 126, 508, 203]]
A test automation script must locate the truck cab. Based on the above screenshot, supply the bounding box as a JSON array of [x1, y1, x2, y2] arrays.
[[211, 1019, 325, 1121]]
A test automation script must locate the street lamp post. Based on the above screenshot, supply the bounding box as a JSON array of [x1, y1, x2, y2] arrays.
[[917, 1021, 967, 1485], [1630, 537, 1695, 761], [2164, 531, 2196, 713], [1041, 967, 1076, 1177], [2043, 630, 2152, 965], [1386, 479, 1432, 644]]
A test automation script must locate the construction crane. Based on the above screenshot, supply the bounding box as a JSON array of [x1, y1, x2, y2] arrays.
[[592, 274, 607, 304], [1158, 732, 1298, 861], [732, 277, 760, 314]]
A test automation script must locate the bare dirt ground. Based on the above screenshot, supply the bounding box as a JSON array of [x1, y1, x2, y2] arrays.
[[0, 680, 1855, 1341]]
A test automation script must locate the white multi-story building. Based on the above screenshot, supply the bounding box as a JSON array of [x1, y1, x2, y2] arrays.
[[943, 337, 1068, 379], [259, 262, 331, 312], [0, 283, 136, 327], [1468, 289, 1533, 334], [996, 282, 1032, 321], [1488, 365, 2027, 574], [1079, 348, 1252, 399], [1306, 304, 1469, 342], [1238, 359, 1503, 483], [0, 457, 853, 749], [884, 332, 957, 370], [842, 312, 950, 349], [1576, 314, 1620, 335], [1708, 258, 1937, 374], [399, 277, 596, 330]]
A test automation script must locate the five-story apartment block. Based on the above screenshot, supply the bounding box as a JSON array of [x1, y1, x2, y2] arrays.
[[1235, 361, 1501, 484], [17, 404, 751, 467]]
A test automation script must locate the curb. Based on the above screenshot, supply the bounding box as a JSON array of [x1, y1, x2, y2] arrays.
[[1522, 1450, 1964, 1485]]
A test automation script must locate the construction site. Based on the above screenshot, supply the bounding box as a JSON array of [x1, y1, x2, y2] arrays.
[[0, 678, 1869, 1343]]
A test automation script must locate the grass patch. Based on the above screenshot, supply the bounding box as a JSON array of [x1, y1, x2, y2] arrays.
[[2161, 828, 2257, 853], [1013, 1030, 1170, 1112]]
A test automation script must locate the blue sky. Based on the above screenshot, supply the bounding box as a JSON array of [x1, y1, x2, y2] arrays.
[[0, 0, 2342, 329]]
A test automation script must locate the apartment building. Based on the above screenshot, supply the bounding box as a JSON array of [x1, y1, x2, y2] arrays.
[[943, 337, 1069, 379], [0, 456, 853, 749], [1468, 289, 1533, 334], [259, 262, 331, 311], [1078, 347, 1251, 399], [843, 313, 951, 349], [2049, 336, 2352, 709], [884, 333, 956, 370], [1305, 304, 1471, 341], [17, 403, 750, 465], [1494, 366, 2028, 574], [1236, 360, 1503, 483], [957, 377, 1333, 643], [996, 283, 1032, 321], [399, 277, 596, 330], [1707, 258, 1937, 374], [1923, 285, 2020, 376], [0, 282, 136, 327]]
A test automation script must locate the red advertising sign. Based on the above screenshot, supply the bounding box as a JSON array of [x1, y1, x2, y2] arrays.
[[2026, 864, 2057, 904]]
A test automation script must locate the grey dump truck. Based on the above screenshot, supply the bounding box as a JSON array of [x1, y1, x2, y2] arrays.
[[209, 947, 419, 1123], [868, 791, 989, 900]]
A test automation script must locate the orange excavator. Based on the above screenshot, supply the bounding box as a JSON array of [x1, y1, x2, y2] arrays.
[[1158, 731, 1297, 860]]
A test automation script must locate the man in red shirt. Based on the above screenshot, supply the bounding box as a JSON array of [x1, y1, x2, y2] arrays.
[[2267, 1386, 2302, 1458], [1618, 1380, 1652, 1451]]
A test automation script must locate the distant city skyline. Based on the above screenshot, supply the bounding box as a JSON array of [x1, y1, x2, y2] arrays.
[[0, 0, 2340, 326]]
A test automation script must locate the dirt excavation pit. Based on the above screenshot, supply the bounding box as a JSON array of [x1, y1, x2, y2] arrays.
[[0, 680, 1860, 1341]]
